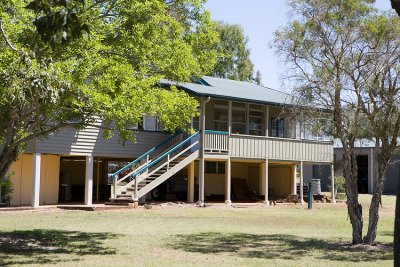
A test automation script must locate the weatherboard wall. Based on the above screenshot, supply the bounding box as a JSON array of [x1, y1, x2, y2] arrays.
[[32, 125, 167, 158]]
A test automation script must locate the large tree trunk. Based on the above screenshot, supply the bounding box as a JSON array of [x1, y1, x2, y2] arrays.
[[363, 192, 383, 245], [343, 151, 363, 244], [394, 173, 400, 266], [0, 145, 19, 182], [364, 148, 391, 245], [364, 172, 386, 245]]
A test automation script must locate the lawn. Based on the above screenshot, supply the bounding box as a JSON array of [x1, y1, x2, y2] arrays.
[[0, 194, 394, 266]]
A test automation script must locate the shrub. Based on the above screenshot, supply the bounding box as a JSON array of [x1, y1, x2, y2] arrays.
[[0, 179, 13, 202], [328, 176, 346, 196]]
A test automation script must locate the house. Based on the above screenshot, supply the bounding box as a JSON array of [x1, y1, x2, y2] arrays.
[[5, 76, 335, 207]]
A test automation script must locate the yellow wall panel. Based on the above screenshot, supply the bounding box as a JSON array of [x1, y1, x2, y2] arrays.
[[9, 154, 60, 206], [269, 166, 291, 197], [39, 155, 60, 205], [43, 155, 60, 204], [20, 154, 33, 205]]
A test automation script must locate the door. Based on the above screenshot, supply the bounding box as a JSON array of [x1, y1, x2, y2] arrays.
[[357, 155, 369, 194]]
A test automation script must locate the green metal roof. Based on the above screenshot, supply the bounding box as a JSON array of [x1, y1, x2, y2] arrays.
[[162, 76, 293, 106]]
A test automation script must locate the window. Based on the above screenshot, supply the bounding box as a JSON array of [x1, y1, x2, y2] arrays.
[[192, 116, 200, 131], [248, 104, 263, 136], [143, 116, 162, 131], [205, 162, 225, 174], [271, 117, 284, 137], [301, 119, 331, 141], [214, 100, 228, 131], [232, 102, 246, 134]]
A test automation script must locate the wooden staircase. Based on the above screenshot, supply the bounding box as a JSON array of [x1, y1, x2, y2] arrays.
[[107, 132, 200, 205]]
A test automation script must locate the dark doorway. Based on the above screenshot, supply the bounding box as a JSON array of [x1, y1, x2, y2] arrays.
[[59, 157, 110, 203], [59, 157, 86, 202], [357, 155, 369, 193]]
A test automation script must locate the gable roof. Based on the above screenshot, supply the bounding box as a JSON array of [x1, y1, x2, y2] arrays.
[[161, 76, 293, 106]]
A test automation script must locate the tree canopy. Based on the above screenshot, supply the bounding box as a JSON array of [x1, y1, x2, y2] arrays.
[[0, 0, 219, 180], [212, 21, 254, 81]]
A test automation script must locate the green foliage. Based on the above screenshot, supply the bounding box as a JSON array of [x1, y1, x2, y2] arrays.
[[26, 0, 89, 44], [335, 176, 345, 193], [212, 21, 254, 81], [0, 179, 13, 201], [0, 0, 219, 156]]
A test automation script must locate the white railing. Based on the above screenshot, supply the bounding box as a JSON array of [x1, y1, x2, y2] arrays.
[[204, 131, 229, 152], [229, 134, 333, 163]]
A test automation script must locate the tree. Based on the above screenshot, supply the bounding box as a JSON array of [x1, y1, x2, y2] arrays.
[[354, 14, 400, 245], [275, 0, 400, 245], [213, 21, 254, 81], [391, 0, 400, 264], [396, 177, 400, 265], [0, 0, 219, 183]]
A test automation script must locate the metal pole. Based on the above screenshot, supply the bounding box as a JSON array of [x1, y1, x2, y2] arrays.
[[300, 161, 304, 205], [331, 163, 336, 204]]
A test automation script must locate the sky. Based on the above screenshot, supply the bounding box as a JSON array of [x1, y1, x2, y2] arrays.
[[204, 0, 394, 91]]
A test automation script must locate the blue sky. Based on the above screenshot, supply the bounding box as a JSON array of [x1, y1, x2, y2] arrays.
[[204, 0, 393, 90]]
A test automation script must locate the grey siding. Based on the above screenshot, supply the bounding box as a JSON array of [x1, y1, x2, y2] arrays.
[[384, 155, 400, 194], [32, 124, 167, 158]]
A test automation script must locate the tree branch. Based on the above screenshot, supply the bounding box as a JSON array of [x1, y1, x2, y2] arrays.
[[0, 20, 19, 53]]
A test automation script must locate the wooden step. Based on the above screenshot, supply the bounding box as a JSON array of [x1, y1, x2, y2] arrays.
[[107, 198, 135, 204], [116, 193, 133, 198]]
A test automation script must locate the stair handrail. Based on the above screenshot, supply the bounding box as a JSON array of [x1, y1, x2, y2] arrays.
[[132, 139, 200, 191], [130, 131, 200, 179], [204, 130, 229, 135], [109, 131, 182, 178]]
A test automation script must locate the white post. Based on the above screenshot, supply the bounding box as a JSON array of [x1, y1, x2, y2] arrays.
[[225, 158, 232, 205], [134, 177, 138, 202], [245, 103, 249, 135], [263, 159, 269, 206], [293, 164, 297, 195], [228, 101, 232, 134], [300, 161, 304, 205], [331, 163, 336, 203], [113, 175, 118, 198], [265, 106, 270, 136], [187, 161, 195, 202], [96, 157, 100, 202], [198, 98, 206, 206], [85, 155, 94, 206], [31, 153, 41, 208]]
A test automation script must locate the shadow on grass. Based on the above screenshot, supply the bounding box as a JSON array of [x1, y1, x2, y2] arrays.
[[0, 229, 118, 266], [170, 232, 392, 262]]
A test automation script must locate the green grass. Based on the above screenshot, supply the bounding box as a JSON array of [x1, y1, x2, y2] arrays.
[[0, 194, 394, 266]]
